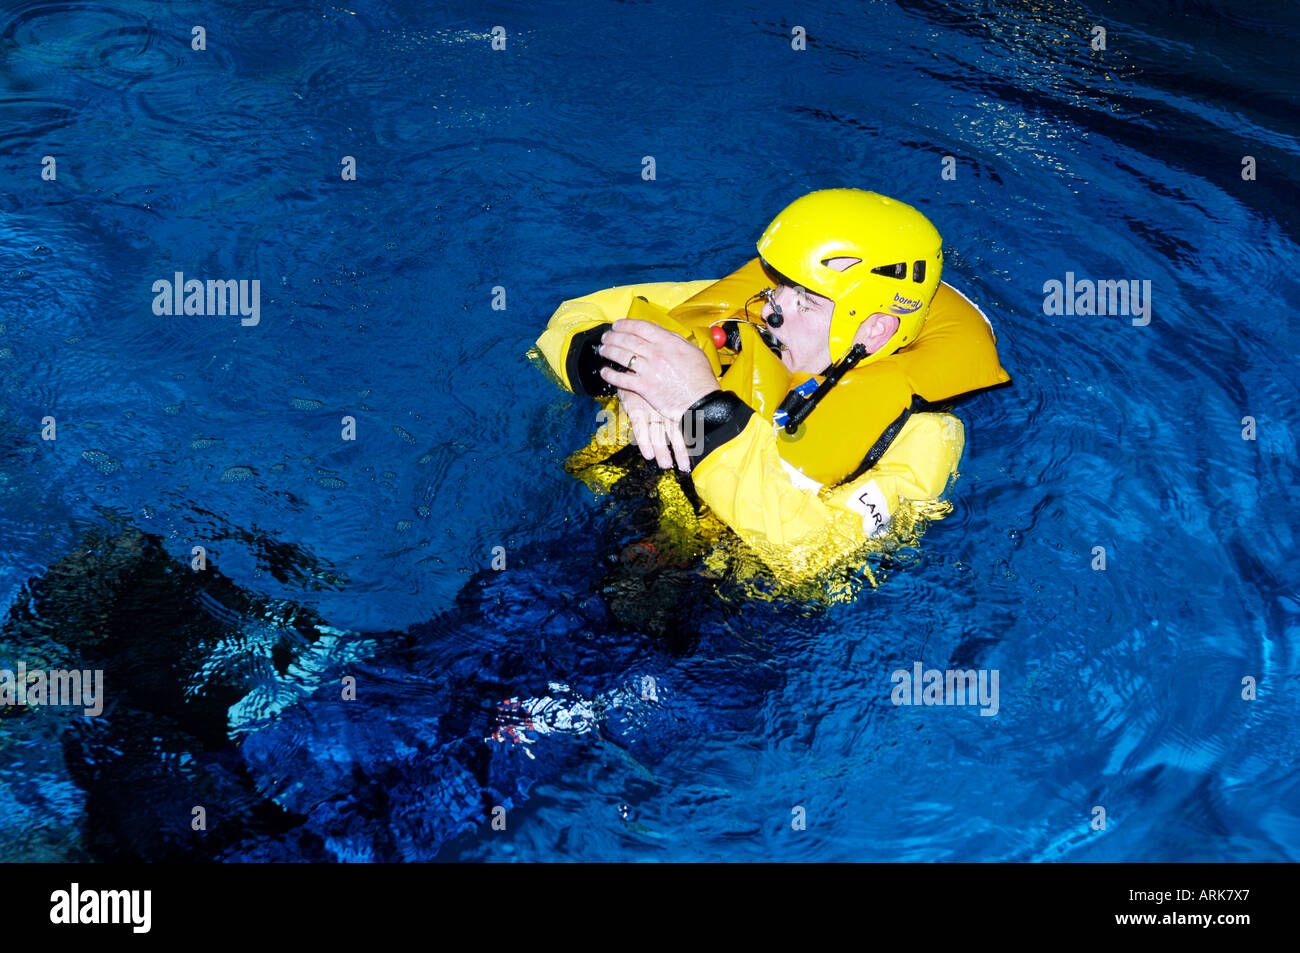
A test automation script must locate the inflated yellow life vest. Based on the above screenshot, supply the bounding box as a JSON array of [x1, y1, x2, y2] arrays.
[[531, 258, 1011, 592]]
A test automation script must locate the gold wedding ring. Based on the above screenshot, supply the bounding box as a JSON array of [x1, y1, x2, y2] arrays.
[[628, 354, 639, 372]]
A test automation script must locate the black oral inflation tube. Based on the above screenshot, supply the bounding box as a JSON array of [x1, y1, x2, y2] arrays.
[[774, 344, 868, 434]]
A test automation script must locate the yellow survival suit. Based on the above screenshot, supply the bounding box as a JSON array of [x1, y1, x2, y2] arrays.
[[531, 193, 1010, 590]]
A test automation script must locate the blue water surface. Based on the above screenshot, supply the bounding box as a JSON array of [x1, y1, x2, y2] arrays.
[[0, 0, 1297, 861]]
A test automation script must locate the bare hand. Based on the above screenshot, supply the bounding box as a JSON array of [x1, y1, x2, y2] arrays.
[[618, 388, 692, 471], [597, 318, 721, 422]]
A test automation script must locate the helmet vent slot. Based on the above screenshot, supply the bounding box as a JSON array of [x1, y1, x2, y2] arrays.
[[870, 262, 907, 279], [912, 260, 926, 283], [820, 256, 863, 273]]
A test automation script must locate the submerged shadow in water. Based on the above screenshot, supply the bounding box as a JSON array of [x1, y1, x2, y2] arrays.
[[0, 502, 784, 861]]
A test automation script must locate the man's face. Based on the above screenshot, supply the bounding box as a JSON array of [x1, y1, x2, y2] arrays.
[[760, 282, 836, 375]]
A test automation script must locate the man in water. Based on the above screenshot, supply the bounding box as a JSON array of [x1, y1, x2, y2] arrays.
[[535, 188, 1011, 578]]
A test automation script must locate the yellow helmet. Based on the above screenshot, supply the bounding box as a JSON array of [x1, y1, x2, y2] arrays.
[[756, 189, 943, 364]]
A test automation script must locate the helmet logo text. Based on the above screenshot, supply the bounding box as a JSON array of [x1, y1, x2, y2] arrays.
[[889, 292, 922, 315]]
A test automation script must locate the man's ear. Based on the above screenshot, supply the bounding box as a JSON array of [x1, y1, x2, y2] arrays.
[[853, 313, 900, 354]]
